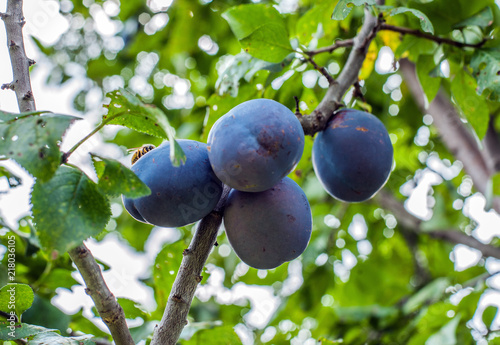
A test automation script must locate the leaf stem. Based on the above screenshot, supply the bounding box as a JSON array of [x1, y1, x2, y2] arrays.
[[61, 111, 128, 163], [31, 260, 53, 291], [62, 123, 106, 163], [379, 23, 487, 48]]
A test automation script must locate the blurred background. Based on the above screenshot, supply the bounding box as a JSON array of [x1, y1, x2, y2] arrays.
[[1, 0, 500, 344]]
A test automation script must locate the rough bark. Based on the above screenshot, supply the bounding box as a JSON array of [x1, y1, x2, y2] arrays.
[[150, 186, 230, 345], [1, 0, 36, 112], [68, 245, 135, 345]]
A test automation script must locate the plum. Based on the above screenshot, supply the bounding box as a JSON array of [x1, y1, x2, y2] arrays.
[[224, 177, 312, 269], [207, 99, 304, 192], [122, 139, 223, 227], [312, 108, 393, 202]]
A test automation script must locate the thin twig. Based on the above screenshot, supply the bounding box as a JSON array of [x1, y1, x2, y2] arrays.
[[2, 0, 35, 112], [376, 190, 500, 260], [304, 55, 335, 85], [151, 185, 231, 345], [380, 23, 487, 48], [352, 80, 366, 103], [293, 96, 302, 117], [68, 244, 135, 345], [299, 2, 383, 136], [305, 39, 354, 56]]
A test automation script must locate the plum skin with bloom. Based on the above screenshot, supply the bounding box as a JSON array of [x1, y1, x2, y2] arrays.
[[312, 108, 393, 202], [207, 98, 305, 192], [223, 177, 312, 269], [123, 139, 223, 227]]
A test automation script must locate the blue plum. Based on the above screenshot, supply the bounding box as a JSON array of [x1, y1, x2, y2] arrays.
[[224, 177, 312, 269], [207, 99, 305, 192], [312, 108, 393, 202], [122, 140, 223, 227]]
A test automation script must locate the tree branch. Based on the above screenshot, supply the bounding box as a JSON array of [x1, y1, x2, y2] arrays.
[[151, 185, 231, 345], [68, 245, 135, 345], [2, 2, 134, 344], [380, 23, 487, 49], [376, 190, 500, 260], [299, 4, 382, 136], [483, 116, 500, 173], [399, 59, 500, 214], [1, 0, 35, 112], [305, 39, 354, 56]]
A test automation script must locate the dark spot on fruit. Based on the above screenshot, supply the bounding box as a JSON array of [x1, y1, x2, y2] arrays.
[[287, 214, 296, 222], [256, 129, 280, 158]]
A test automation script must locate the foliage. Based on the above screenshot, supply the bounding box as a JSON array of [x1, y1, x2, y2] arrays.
[[1, 0, 500, 344]]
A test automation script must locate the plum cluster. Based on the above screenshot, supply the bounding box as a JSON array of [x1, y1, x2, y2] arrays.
[[207, 99, 312, 269], [123, 99, 393, 270]]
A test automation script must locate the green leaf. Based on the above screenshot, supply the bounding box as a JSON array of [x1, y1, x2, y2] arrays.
[[239, 23, 293, 63], [416, 55, 441, 107], [181, 325, 240, 345], [0, 112, 79, 182], [482, 305, 498, 329], [394, 35, 438, 61], [129, 321, 156, 343], [215, 53, 292, 97], [378, 6, 434, 34], [408, 0, 495, 35], [222, 5, 293, 63], [153, 241, 185, 309], [91, 155, 150, 198], [492, 173, 500, 196], [452, 6, 494, 29], [31, 166, 111, 255], [332, 0, 376, 20], [450, 68, 489, 139], [116, 298, 149, 320], [402, 278, 450, 315], [222, 4, 284, 40], [103, 89, 186, 166], [0, 323, 57, 341], [41, 268, 78, 291], [179, 321, 223, 340], [0, 166, 22, 188], [22, 296, 71, 333], [28, 331, 95, 344], [470, 49, 500, 101], [425, 314, 461, 345], [0, 284, 34, 319]]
